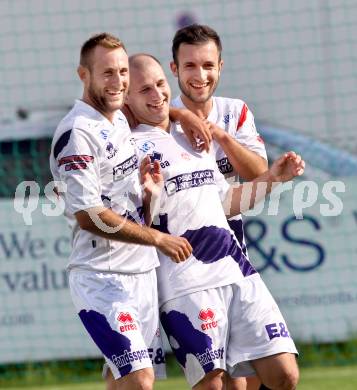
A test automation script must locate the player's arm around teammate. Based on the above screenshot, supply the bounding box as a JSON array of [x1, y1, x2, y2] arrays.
[[169, 106, 212, 152], [50, 33, 193, 390], [172, 107, 268, 180], [207, 120, 268, 180], [75, 207, 191, 263]]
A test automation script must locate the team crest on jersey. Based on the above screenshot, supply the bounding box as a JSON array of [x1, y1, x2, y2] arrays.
[[117, 312, 138, 332], [223, 111, 234, 124], [105, 142, 118, 159], [198, 308, 218, 331], [100, 129, 110, 140], [148, 151, 170, 169], [138, 140, 155, 153]]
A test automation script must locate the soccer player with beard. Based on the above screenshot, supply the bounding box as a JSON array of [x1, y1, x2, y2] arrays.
[[122, 54, 302, 390], [50, 33, 192, 390], [170, 24, 270, 390]]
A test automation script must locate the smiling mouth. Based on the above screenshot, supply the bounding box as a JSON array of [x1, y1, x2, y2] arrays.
[[106, 90, 124, 99], [148, 100, 166, 108], [189, 82, 209, 89]]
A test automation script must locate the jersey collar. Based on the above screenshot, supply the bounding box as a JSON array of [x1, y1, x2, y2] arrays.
[[75, 99, 126, 128], [133, 123, 173, 136], [175, 95, 217, 121]]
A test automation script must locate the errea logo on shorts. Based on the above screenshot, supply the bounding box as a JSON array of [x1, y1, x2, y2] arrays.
[[117, 312, 138, 332], [198, 308, 218, 331]]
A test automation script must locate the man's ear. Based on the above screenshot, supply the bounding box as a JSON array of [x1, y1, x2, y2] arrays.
[[77, 65, 88, 82], [218, 60, 224, 75], [125, 89, 132, 104], [170, 61, 178, 77]]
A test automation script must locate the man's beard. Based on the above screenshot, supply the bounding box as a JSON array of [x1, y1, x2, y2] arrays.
[[88, 84, 124, 116], [88, 85, 110, 115]]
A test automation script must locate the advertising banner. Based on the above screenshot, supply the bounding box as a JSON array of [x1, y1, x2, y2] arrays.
[[0, 199, 100, 363]]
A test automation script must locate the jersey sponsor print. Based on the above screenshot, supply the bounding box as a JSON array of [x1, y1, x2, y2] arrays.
[[133, 123, 256, 305]]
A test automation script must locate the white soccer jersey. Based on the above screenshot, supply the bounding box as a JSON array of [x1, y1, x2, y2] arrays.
[[133, 123, 257, 306], [171, 96, 267, 259], [50, 100, 159, 273]]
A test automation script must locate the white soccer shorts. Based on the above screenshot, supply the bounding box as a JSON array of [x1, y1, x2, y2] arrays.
[[160, 273, 297, 387], [69, 268, 166, 380]]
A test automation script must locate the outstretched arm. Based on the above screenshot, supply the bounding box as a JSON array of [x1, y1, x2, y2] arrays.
[[223, 151, 305, 217]]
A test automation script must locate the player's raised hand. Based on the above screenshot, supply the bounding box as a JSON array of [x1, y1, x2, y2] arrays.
[[270, 151, 305, 182], [139, 156, 163, 197], [177, 108, 212, 152], [154, 231, 193, 263]]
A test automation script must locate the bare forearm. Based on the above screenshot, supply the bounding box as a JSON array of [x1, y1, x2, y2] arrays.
[[223, 151, 305, 216], [223, 170, 276, 217], [76, 204, 194, 263], [169, 106, 182, 122], [76, 208, 159, 246], [142, 193, 161, 226], [142, 196, 153, 226], [169, 107, 212, 152], [214, 131, 267, 180]]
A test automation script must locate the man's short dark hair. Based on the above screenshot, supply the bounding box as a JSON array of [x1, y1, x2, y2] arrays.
[[172, 24, 222, 65]]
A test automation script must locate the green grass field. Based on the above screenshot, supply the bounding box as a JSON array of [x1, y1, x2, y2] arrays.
[[2, 366, 357, 390]]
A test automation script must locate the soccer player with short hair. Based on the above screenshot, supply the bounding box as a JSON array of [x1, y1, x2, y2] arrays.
[[125, 54, 302, 390], [50, 33, 192, 390], [169, 23, 274, 390]]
